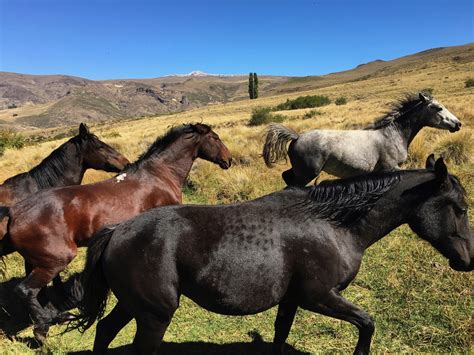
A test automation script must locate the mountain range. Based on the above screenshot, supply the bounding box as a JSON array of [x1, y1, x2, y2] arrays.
[[0, 43, 472, 130]]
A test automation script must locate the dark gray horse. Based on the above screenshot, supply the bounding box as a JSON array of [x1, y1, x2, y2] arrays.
[[72, 155, 472, 354], [263, 93, 462, 186]]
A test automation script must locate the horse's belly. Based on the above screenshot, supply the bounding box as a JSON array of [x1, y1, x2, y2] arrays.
[[324, 153, 377, 177], [187, 245, 289, 315]]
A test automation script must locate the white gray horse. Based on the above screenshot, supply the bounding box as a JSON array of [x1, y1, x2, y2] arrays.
[[263, 93, 461, 186]]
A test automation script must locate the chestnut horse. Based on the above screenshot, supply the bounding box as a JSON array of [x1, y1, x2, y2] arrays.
[[0, 123, 232, 343], [0, 123, 129, 207]]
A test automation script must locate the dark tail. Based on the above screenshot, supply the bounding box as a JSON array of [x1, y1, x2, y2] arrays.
[[68, 226, 115, 332], [0, 206, 13, 278], [262, 124, 299, 167]]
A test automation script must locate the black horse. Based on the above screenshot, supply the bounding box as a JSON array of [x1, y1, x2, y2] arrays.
[[73, 155, 473, 354]]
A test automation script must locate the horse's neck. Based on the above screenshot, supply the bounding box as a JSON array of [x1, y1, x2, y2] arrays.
[[353, 172, 431, 250], [142, 140, 199, 188], [391, 111, 424, 146], [30, 141, 85, 189]]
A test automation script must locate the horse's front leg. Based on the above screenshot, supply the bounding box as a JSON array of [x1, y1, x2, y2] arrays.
[[272, 301, 298, 354], [308, 289, 374, 355], [14, 267, 60, 344]]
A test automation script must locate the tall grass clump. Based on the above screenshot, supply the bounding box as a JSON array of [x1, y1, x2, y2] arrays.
[[406, 132, 430, 168], [434, 131, 473, 165], [275, 95, 330, 111], [335, 97, 347, 105], [302, 109, 323, 119], [248, 107, 286, 126], [465, 78, 474, 88], [0, 131, 26, 156]]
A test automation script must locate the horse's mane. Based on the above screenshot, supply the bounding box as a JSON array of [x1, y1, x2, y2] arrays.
[[365, 93, 428, 130], [28, 135, 83, 189], [300, 172, 403, 226], [124, 123, 210, 171]]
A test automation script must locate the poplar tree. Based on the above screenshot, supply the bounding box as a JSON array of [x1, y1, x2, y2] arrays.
[[253, 73, 259, 99], [248, 73, 254, 99]]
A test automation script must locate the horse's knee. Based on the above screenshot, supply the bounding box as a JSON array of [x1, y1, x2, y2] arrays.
[[358, 314, 375, 336], [14, 282, 32, 301]]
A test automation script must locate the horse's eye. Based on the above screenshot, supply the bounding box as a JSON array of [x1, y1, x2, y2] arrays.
[[455, 206, 467, 216]]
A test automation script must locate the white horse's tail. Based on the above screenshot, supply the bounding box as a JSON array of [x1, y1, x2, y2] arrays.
[[263, 124, 299, 167]]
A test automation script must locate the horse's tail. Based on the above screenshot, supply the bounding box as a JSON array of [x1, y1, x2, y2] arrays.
[[68, 226, 116, 333], [263, 124, 299, 167], [0, 206, 13, 278]]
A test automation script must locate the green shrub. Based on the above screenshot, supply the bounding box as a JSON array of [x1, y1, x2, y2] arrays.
[[465, 78, 474, 88], [248, 107, 286, 126], [275, 95, 331, 111], [0, 130, 26, 156], [335, 97, 347, 105]]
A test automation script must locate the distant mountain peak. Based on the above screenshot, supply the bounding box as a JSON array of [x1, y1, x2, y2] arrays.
[[166, 70, 242, 77]]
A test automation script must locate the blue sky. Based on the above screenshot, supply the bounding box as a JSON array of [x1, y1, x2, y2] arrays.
[[0, 0, 472, 79]]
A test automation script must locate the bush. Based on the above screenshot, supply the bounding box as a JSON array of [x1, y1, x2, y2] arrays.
[[335, 97, 347, 105], [275, 95, 331, 111], [0, 130, 26, 156], [465, 78, 474, 88], [248, 107, 286, 126]]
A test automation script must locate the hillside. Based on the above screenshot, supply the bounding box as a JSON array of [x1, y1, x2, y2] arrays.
[[0, 43, 472, 130]]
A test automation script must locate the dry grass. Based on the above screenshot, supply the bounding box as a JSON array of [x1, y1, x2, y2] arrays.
[[0, 52, 473, 353]]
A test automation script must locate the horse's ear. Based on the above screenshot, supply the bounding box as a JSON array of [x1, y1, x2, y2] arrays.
[[419, 92, 430, 103], [79, 123, 90, 137], [434, 157, 448, 186], [425, 154, 436, 169], [193, 124, 210, 134]]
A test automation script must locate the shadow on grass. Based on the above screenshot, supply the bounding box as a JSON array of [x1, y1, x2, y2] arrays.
[[0, 273, 81, 337], [68, 331, 310, 354]]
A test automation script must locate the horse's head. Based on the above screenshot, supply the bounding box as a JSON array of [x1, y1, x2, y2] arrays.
[[78, 123, 130, 172], [419, 93, 461, 132], [192, 123, 232, 169], [408, 155, 473, 272]]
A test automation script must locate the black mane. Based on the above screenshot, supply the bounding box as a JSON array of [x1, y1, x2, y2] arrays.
[[365, 93, 427, 130], [300, 172, 403, 226], [28, 136, 83, 189], [124, 124, 208, 172]]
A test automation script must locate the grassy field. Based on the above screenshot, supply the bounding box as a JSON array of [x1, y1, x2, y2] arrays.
[[0, 53, 473, 353]]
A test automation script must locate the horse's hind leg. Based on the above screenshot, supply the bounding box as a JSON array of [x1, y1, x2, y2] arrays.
[[14, 267, 62, 344], [272, 301, 298, 355], [133, 312, 173, 354], [308, 289, 374, 355], [282, 168, 315, 187], [94, 302, 133, 354]]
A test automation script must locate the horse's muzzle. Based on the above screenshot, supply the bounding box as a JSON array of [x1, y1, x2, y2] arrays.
[[218, 158, 232, 169], [449, 258, 474, 272], [449, 122, 462, 133]]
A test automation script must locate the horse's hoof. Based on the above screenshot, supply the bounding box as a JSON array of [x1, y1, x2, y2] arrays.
[[53, 311, 75, 324]]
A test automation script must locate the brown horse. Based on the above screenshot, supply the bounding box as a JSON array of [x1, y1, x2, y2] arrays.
[[0, 123, 129, 206], [0, 123, 130, 238], [0, 123, 231, 343]]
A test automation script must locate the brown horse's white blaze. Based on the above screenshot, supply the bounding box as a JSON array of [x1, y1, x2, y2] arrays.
[[0, 123, 231, 343]]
